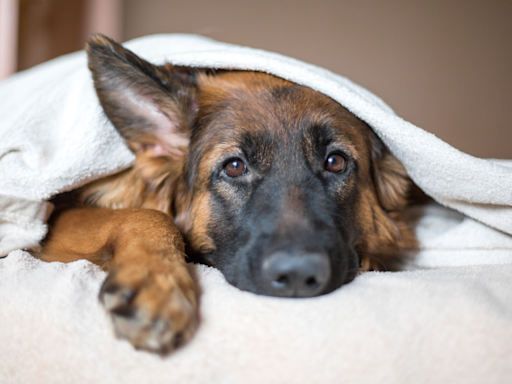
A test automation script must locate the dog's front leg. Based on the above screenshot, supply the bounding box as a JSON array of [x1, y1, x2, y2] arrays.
[[41, 207, 198, 354]]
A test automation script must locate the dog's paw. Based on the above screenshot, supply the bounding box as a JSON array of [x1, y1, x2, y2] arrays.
[[99, 260, 198, 355]]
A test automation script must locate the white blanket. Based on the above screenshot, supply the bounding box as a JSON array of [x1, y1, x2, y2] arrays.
[[1, 34, 511, 383], [1, 250, 512, 384]]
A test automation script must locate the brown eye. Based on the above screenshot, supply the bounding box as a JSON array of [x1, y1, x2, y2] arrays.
[[325, 153, 347, 173], [224, 158, 246, 177]]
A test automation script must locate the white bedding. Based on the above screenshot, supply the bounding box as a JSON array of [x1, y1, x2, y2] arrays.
[[0, 35, 511, 383], [1, 248, 512, 384]]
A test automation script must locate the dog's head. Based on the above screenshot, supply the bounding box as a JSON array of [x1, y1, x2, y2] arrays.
[[85, 35, 416, 297]]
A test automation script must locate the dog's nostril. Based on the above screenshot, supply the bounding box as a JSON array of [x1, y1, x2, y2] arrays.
[[305, 276, 317, 287], [273, 275, 289, 288]]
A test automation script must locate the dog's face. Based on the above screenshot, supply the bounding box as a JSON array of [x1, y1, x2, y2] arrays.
[[85, 36, 416, 297]]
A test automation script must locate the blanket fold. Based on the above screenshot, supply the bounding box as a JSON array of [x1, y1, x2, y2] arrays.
[[0, 34, 510, 259]]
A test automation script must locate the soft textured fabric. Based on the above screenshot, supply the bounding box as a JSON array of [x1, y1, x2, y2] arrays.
[[0, 34, 511, 257], [1, 34, 511, 383], [1, 250, 512, 384], [0, 51, 135, 256]]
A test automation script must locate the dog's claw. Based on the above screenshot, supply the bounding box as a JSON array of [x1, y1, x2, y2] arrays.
[[99, 264, 198, 355], [100, 280, 135, 310]]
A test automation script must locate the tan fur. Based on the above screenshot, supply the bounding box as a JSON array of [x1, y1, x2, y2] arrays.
[[42, 208, 198, 354], [40, 35, 417, 354], [78, 70, 416, 268]]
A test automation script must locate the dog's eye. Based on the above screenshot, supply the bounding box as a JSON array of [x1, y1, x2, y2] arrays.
[[224, 158, 247, 178], [325, 153, 347, 173]]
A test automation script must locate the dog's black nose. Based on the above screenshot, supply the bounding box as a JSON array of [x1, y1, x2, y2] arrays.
[[262, 252, 331, 297]]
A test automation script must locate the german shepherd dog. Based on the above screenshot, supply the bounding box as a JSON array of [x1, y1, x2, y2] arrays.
[[39, 35, 416, 354]]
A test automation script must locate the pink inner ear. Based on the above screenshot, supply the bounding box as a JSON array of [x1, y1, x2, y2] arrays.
[[141, 143, 167, 157], [121, 88, 177, 130], [152, 144, 167, 157], [114, 87, 191, 158]]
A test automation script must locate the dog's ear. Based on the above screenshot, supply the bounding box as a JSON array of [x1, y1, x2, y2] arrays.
[[371, 137, 409, 212], [357, 133, 416, 270], [86, 34, 198, 159]]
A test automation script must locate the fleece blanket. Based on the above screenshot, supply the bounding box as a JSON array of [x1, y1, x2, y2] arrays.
[[1, 34, 511, 383]]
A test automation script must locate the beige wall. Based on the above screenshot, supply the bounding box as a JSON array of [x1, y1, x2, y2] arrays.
[[124, 0, 512, 159], [16, 0, 123, 72]]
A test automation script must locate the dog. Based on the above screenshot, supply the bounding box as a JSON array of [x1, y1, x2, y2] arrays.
[[38, 35, 417, 355]]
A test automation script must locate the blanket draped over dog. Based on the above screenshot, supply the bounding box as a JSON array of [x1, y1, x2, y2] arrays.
[[1, 35, 511, 383]]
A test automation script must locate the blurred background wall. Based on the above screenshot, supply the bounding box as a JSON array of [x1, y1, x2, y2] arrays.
[[1, 0, 511, 159]]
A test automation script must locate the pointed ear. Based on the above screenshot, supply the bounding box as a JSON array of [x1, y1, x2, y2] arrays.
[[86, 34, 198, 158]]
